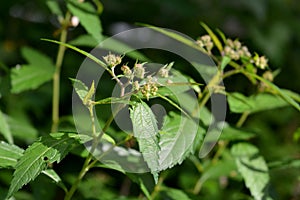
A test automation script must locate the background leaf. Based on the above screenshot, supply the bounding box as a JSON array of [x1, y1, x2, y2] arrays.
[[130, 101, 160, 183], [11, 47, 55, 94], [227, 92, 288, 113], [67, 0, 103, 42], [7, 132, 82, 198], [231, 143, 273, 200], [0, 110, 13, 144], [0, 141, 24, 168]]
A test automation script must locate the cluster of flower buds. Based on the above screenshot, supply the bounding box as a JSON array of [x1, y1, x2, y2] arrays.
[[133, 62, 146, 79], [196, 35, 214, 53], [141, 76, 158, 100], [253, 54, 268, 70], [121, 65, 132, 78], [158, 62, 173, 78], [223, 39, 251, 60], [103, 53, 122, 68]]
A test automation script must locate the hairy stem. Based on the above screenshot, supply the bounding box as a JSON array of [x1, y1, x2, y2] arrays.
[[51, 12, 71, 132]]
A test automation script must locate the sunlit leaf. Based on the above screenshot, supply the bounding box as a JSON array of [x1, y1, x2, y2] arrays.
[[158, 112, 205, 171], [130, 101, 160, 183], [231, 143, 273, 200], [0, 141, 24, 168], [7, 132, 82, 198]]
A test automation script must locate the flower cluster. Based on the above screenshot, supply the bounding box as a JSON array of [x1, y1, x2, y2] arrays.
[[196, 35, 214, 53], [223, 39, 251, 60], [141, 76, 158, 101], [103, 53, 122, 68], [103, 53, 169, 100]]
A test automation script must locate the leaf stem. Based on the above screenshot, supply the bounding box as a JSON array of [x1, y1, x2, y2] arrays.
[[51, 12, 71, 133]]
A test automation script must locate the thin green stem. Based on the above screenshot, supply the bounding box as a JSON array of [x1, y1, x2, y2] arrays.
[[236, 111, 250, 128], [51, 12, 71, 133]]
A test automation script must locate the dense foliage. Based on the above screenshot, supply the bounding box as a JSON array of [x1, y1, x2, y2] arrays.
[[0, 0, 299, 200]]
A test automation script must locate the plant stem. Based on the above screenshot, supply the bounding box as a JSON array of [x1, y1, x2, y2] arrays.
[[64, 153, 94, 200], [51, 12, 71, 133]]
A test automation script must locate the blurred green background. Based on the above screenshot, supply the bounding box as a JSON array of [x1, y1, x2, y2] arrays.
[[0, 0, 299, 199]]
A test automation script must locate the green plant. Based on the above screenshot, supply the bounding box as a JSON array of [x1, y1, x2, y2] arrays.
[[0, 1, 299, 200]]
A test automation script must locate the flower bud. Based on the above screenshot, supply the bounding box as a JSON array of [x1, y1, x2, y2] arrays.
[[121, 65, 132, 77], [134, 63, 146, 79], [103, 53, 122, 68]]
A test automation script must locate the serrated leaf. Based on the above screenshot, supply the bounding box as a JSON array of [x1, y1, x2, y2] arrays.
[[67, 0, 103, 42], [7, 132, 82, 198], [0, 141, 24, 168], [0, 110, 13, 144], [228, 92, 288, 114], [158, 112, 205, 171], [130, 101, 160, 183], [42, 169, 67, 192], [231, 143, 273, 200]]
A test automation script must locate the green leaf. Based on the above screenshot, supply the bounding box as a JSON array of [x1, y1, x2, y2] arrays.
[[42, 169, 67, 193], [0, 141, 24, 168], [130, 101, 160, 183], [227, 92, 289, 114], [158, 112, 205, 171], [231, 143, 273, 200], [11, 47, 55, 93], [46, 0, 63, 17], [7, 132, 82, 198], [200, 22, 223, 52], [69, 34, 98, 47], [69, 35, 150, 61], [162, 187, 192, 200], [140, 23, 206, 53], [268, 158, 300, 170], [21, 47, 54, 68], [42, 38, 108, 70], [220, 56, 231, 70], [7, 115, 38, 143], [0, 110, 13, 144], [83, 80, 95, 105], [220, 124, 256, 141], [67, 0, 103, 42], [242, 71, 300, 112], [70, 78, 88, 102]]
